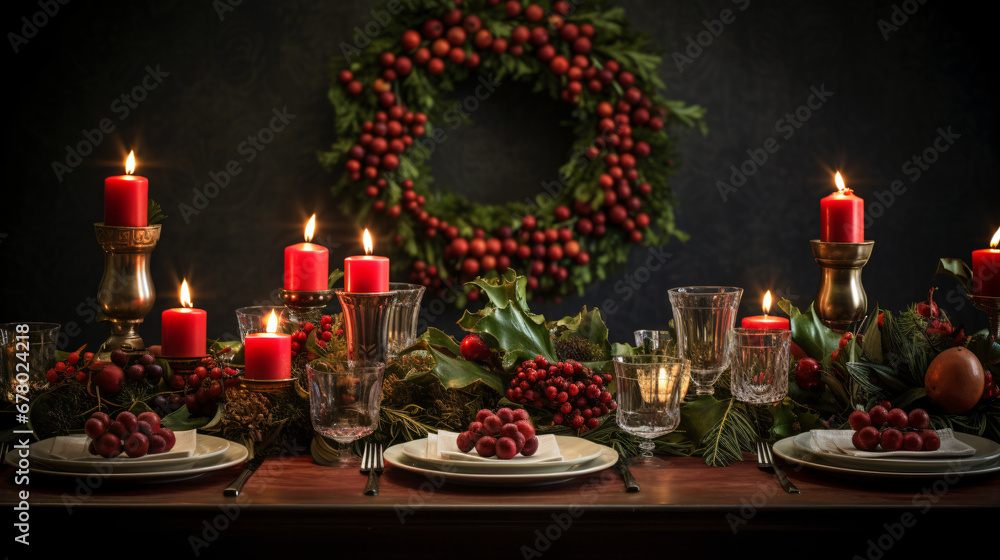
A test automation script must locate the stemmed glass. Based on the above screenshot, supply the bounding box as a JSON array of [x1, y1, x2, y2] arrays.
[[667, 286, 743, 396], [306, 360, 385, 467], [633, 330, 673, 356], [612, 355, 691, 466]]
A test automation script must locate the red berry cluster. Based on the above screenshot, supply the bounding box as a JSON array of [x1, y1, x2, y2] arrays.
[[338, 1, 671, 302], [848, 402, 940, 452], [830, 331, 860, 362], [290, 315, 338, 358], [456, 407, 540, 460], [166, 353, 240, 417], [506, 355, 616, 431], [85, 411, 177, 458], [46, 350, 95, 384], [983, 370, 998, 401]]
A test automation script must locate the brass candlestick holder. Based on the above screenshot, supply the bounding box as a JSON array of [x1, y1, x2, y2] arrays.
[[94, 223, 161, 358], [810, 240, 874, 333], [279, 289, 335, 326], [970, 295, 1000, 342], [334, 290, 395, 365]]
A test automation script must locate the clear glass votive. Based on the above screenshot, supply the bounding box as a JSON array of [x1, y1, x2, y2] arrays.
[[387, 282, 426, 360], [0, 322, 61, 403], [612, 354, 691, 461], [235, 306, 291, 342], [729, 328, 792, 404]]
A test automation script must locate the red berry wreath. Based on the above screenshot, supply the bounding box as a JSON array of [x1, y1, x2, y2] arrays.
[[321, 0, 705, 305]]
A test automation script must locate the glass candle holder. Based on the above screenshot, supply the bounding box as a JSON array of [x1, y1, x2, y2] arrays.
[[235, 306, 292, 342], [0, 322, 60, 404], [729, 328, 792, 404], [612, 355, 690, 462], [667, 286, 743, 396]]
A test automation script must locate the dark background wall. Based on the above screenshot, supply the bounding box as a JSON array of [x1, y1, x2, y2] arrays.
[[2, 0, 997, 352]]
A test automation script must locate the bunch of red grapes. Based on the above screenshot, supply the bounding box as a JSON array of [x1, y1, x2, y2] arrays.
[[848, 401, 941, 452], [456, 408, 539, 460], [84, 410, 177, 458], [506, 356, 616, 431]]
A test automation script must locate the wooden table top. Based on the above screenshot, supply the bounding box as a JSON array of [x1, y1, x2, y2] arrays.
[[3, 448, 996, 556]]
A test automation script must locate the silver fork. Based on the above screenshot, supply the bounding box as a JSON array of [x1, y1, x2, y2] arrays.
[[757, 441, 800, 494], [361, 442, 383, 496]]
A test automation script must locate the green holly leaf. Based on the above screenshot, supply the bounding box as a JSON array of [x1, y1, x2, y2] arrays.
[[777, 299, 842, 362], [397, 339, 504, 393], [935, 258, 973, 294]]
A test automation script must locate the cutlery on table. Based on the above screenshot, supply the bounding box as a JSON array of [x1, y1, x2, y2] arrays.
[[361, 441, 384, 496], [223, 421, 285, 497], [613, 456, 641, 493], [757, 440, 800, 494]]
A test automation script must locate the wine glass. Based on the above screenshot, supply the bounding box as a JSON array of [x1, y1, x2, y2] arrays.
[[667, 286, 743, 396], [612, 355, 690, 465], [633, 330, 674, 356], [306, 360, 385, 467]]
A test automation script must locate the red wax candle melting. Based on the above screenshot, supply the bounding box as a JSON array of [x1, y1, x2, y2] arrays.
[[972, 227, 1000, 296], [345, 228, 390, 293], [104, 151, 148, 227], [741, 291, 791, 330], [283, 214, 330, 291], [160, 280, 207, 357], [244, 311, 291, 380], [820, 172, 864, 243]]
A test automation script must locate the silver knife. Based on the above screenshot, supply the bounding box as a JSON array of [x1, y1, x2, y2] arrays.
[[224, 421, 285, 497], [613, 456, 640, 492]]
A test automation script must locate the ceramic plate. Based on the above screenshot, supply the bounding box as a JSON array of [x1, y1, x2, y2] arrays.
[[4, 441, 248, 484], [791, 432, 1000, 473], [27, 434, 231, 473], [401, 435, 603, 472], [773, 435, 1000, 479], [385, 442, 618, 486]]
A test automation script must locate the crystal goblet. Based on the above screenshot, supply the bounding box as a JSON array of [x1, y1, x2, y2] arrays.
[[668, 286, 743, 396], [306, 361, 385, 467], [729, 328, 792, 404], [612, 355, 690, 465]]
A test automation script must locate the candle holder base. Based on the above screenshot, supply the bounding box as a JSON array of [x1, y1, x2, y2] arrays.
[[335, 290, 395, 365], [280, 289, 335, 325], [810, 240, 874, 334], [94, 223, 161, 359], [969, 295, 1000, 342], [241, 377, 294, 393]]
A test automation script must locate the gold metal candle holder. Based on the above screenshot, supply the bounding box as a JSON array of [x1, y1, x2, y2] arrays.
[[94, 223, 161, 358], [810, 240, 874, 333], [970, 295, 1000, 342]]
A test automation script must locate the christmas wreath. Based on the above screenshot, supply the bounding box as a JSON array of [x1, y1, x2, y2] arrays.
[[320, 0, 706, 305]]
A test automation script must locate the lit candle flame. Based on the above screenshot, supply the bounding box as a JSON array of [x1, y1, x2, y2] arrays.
[[266, 310, 278, 333], [125, 151, 136, 175], [304, 214, 316, 243], [179, 279, 192, 308], [991, 227, 1000, 249], [834, 171, 846, 193], [363, 228, 374, 255], [762, 290, 773, 315]]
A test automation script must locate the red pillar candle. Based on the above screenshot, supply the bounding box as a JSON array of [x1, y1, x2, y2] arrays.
[[244, 311, 292, 380], [160, 280, 207, 357], [345, 228, 390, 293], [283, 214, 330, 291], [104, 151, 148, 227], [741, 291, 791, 330], [972, 227, 1000, 296], [820, 172, 864, 243]]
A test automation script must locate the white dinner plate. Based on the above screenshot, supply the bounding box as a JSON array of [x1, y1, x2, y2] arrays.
[[4, 440, 248, 484], [791, 432, 1000, 473], [773, 435, 1000, 479], [401, 435, 603, 472], [26, 434, 231, 473], [385, 441, 618, 486]]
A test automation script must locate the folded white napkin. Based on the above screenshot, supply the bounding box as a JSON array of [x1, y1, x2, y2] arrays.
[[46, 430, 197, 461], [427, 431, 563, 463], [810, 429, 975, 458]]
